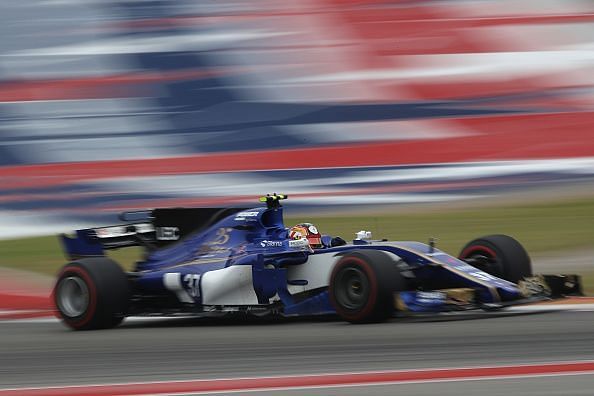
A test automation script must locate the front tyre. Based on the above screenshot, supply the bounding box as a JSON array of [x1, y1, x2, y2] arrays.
[[54, 258, 130, 330], [329, 250, 406, 323], [459, 234, 532, 283]]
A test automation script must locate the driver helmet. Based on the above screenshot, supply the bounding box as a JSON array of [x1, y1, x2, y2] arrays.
[[289, 223, 322, 248]]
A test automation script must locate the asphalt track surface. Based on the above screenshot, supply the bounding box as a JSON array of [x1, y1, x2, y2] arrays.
[[2, 309, 594, 394]]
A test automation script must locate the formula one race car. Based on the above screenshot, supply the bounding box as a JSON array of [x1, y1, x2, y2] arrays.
[[54, 194, 582, 330]]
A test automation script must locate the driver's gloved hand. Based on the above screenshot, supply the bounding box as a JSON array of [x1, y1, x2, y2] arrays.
[[330, 236, 346, 247]]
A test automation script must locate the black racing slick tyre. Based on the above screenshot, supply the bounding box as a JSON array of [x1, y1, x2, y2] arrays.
[[459, 234, 532, 283], [329, 250, 406, 323], [54, 258, 130, 330]]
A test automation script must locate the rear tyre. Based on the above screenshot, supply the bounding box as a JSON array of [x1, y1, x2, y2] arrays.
[[329, 250, 406, 323], [54, 257, 130, 330], [459, 234, 532, 283]]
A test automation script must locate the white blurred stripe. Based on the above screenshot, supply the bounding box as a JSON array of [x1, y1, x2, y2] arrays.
[[290, 194, 476, 205], [4, 31, 294, 56], [0, 211, 96, 239], [91, 157, 594, 196], [286, 49, 594, 83], [2, 157, 594, 238]]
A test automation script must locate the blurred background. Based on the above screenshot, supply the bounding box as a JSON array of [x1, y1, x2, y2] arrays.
[[1, 3, 594, 394], [0, 0, 593, 292]]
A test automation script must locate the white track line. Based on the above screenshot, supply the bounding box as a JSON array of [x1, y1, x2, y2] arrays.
[[2, 304, 594, 324], [505, 304, 594, 312]]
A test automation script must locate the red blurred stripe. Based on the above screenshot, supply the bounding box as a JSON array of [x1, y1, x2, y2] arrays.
[[1, 361, 594, 395], [0, 310, 55, 320], [1, 111, 593, 189], [0, 70, 225, 102], [0, 293, 51, 310]]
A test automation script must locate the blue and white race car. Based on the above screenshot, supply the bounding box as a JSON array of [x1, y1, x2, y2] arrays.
[[54, 194, 581, 330]]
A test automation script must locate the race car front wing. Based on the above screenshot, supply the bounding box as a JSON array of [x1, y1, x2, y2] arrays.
[[395, 274, 582, 313]]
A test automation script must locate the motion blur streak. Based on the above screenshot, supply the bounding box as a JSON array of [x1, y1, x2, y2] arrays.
[[1, 361, 594, 396], [0, 0, 593, 237]]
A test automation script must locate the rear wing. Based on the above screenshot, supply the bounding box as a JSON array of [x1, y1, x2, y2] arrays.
[[60, 223, 155, 260], [60, 207, 247, 260]]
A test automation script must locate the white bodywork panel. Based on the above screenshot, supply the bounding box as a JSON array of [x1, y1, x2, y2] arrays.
[[201, 265, 259, 305], [286, 252, 341, 295]]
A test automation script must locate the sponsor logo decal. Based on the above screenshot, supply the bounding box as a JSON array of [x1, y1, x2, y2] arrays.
[[260, 240, 283, 247], [210, 227, 233, 245], [416, 291, 445, 304], [289, 238, 310, 248], [156, 226, 179, 240], [234, 211, 260, 221]]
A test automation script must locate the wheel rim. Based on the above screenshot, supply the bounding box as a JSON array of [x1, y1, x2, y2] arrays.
[[335, 267, 370, 310], [461, 246, 501, 276], [56, 276, 90, 318]]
